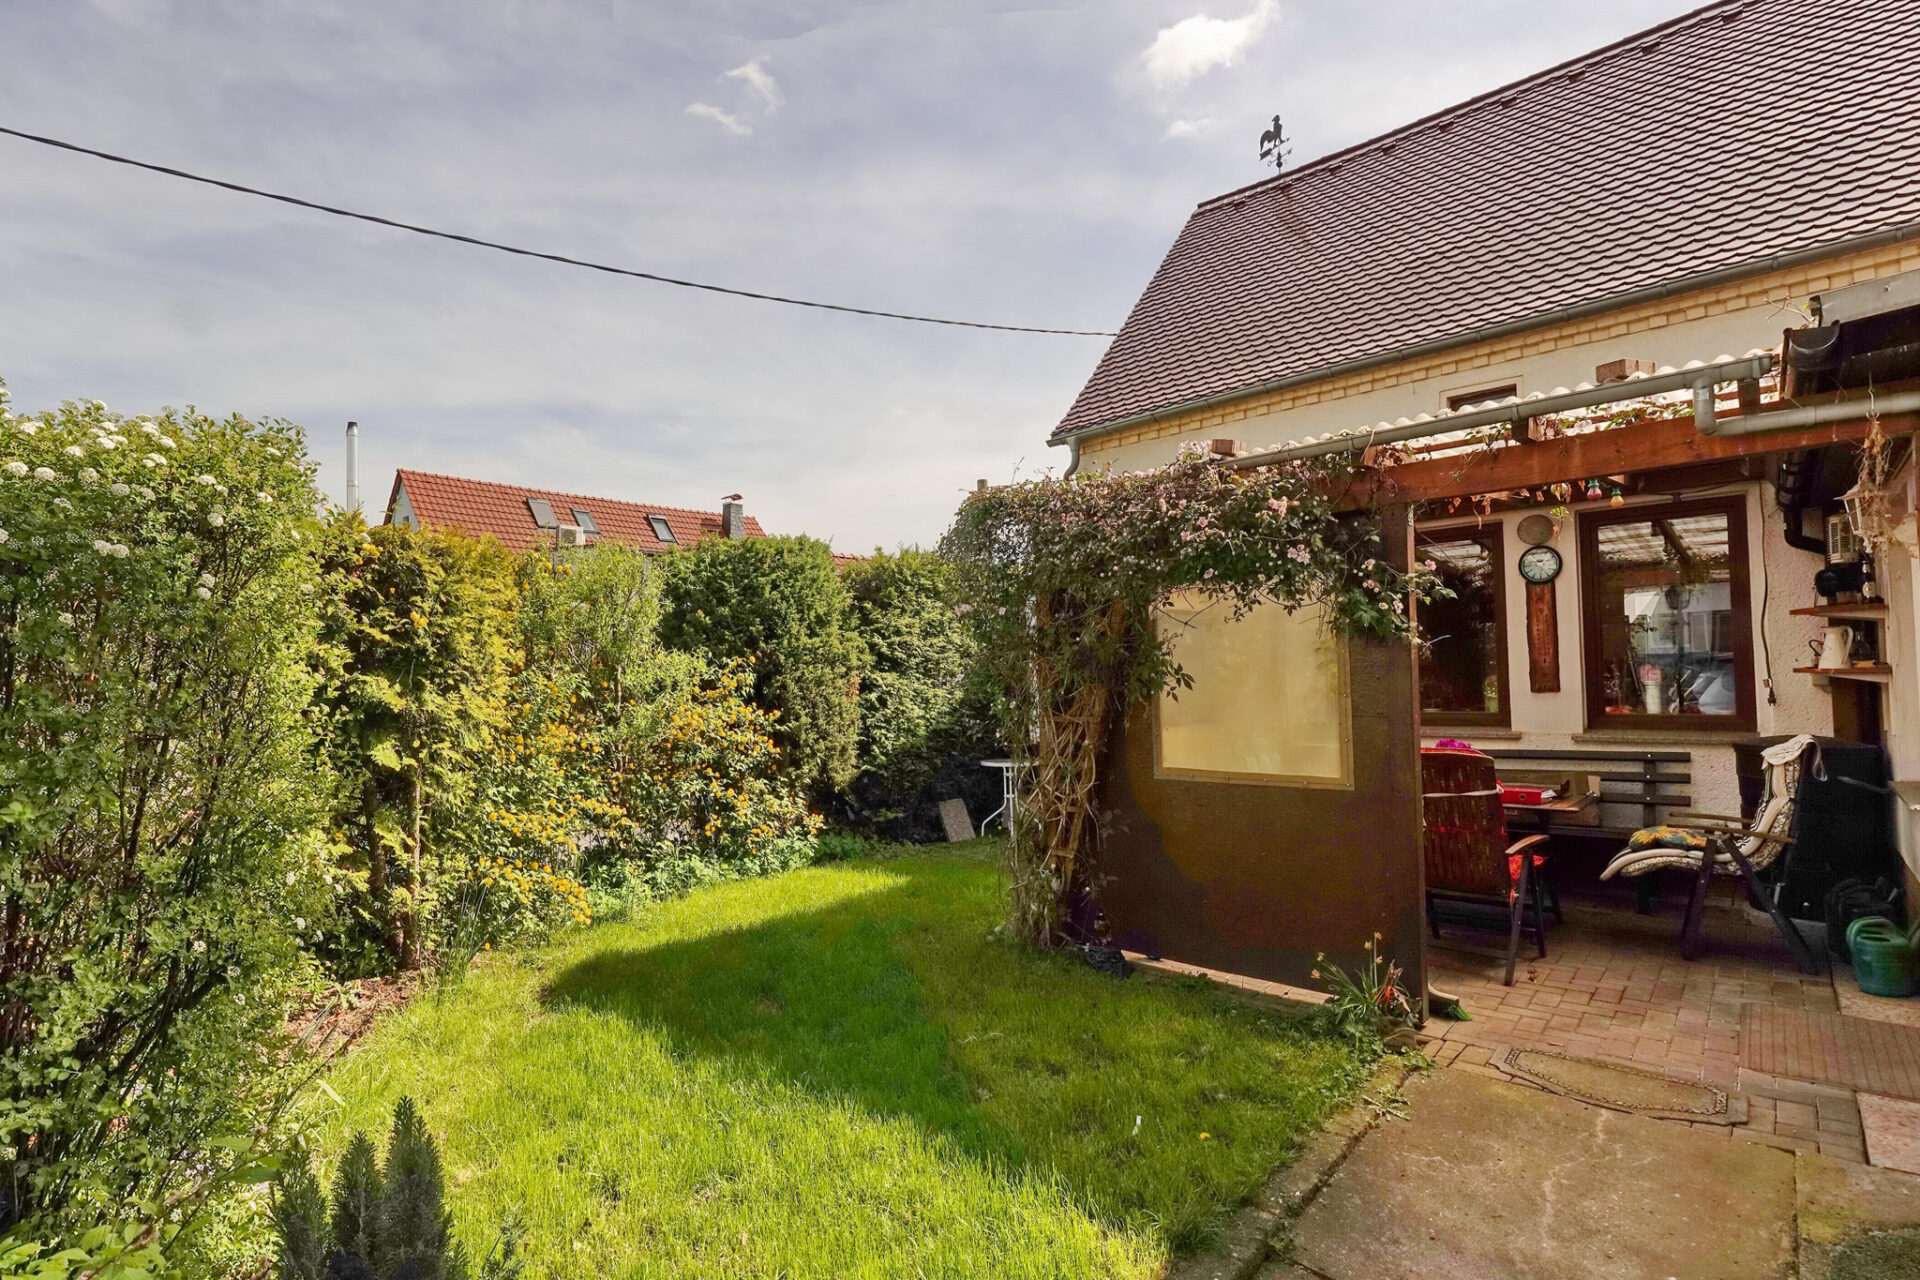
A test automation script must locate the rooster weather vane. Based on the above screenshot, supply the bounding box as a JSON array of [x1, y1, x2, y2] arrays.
[[1258, 115, 1292, 172]]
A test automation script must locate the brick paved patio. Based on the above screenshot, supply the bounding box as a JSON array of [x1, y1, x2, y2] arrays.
[[1418, 895, 1887, 1163], [1126, 890, 1920, 1168], [1421, 896, 1833, 1088]]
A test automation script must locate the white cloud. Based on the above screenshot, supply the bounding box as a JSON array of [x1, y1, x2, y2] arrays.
[[686, 102, 753, 136], [1143, 0, 1278, 91], [725, 55, 783, 114], [1163, 117, 1216, 140]]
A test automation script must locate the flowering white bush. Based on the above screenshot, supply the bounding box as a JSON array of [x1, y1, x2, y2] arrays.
[[0, 383, 332, 1232]]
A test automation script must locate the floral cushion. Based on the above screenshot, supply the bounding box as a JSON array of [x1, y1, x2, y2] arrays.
[[1626, 825, 1709, 852]]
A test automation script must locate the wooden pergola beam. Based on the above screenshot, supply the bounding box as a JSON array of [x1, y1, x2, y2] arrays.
[[1340, 410, 1918, 508]]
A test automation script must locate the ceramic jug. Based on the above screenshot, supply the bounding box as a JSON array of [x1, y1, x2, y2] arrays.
[[1818, 625, 1854, 670]]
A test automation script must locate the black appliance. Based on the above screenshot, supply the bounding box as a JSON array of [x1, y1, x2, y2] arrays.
[[1733, 736, 1895, 920]]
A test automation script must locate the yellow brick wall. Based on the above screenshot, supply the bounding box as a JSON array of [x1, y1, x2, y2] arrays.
[[1080, 236, 1920, 459]]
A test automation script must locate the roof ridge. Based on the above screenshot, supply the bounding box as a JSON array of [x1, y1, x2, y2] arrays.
[[395, 467, 738, 519], [1197, 0, 1750, 212]]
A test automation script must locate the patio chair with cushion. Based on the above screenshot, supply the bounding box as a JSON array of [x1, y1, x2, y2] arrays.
[[1600, 734, 1820, 973], [1422, 748, 1552, 986]]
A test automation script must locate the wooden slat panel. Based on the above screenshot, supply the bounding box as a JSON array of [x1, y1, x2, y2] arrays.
[[1593, 770, 1692, 784], [1480, 748, 1693, 762]]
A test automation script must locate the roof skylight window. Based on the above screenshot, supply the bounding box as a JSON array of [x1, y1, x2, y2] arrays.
[[526, 498, 557, 529], [647, 515, 677, 544], [571, 508, 600, 535]]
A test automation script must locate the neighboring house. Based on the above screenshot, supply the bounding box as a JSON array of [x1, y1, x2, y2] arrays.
[[384, 469, 765, 553], [1052, 0, 1920, 990]]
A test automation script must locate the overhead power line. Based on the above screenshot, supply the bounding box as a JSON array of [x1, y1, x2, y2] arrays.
[[0, 124, 1117, 338]]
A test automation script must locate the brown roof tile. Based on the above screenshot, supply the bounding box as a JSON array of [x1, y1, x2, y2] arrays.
[[1055, 0, 1920, 440], [386, 469, 766, 553]]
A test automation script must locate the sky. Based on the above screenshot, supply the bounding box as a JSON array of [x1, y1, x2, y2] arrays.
[[0, 0, 1702, 552]]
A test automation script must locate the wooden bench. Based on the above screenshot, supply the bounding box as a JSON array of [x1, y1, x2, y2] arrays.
[[1480, 748, 1693, 912]]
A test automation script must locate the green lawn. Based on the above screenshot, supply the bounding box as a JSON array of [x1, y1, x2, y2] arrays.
[[319, 840, 1372, 1279]]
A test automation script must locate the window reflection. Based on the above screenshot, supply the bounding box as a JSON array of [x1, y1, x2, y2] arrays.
[[1586, 507, 1745, 720], [1417, 526, 1506, 723]]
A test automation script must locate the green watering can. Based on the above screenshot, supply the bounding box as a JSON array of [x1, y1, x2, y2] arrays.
[[1845, 916, 1920, 997]]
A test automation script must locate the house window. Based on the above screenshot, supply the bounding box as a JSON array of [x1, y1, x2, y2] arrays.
[[1416, 524, 1509, 726], [1578, 496, 1754, 731], [526, 497, 557, 529], [1446, 383, 1518, 412], [1155, 593, 1352, 788], [571, 508, 600, 535], [647, 515, 677, 544]]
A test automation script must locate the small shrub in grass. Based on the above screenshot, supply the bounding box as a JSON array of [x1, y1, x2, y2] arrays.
[[274, 1099, 523, 1280], [1309, 936, 1418, 1050], [814, 831, 871, 862]]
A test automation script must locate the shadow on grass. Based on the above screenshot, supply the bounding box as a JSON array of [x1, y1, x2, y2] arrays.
[[539, 852, 1364, 1254], [542, 871, 1020, 1165]]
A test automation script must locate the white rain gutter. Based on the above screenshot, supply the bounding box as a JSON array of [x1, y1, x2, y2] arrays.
[[1221, 351, 1775, 470]]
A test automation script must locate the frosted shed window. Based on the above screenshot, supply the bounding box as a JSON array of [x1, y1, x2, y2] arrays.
[[1156, 593, 1351, 787]]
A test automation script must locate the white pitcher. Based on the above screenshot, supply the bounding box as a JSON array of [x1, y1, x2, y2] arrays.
[[1818, 624, 1854, 669]]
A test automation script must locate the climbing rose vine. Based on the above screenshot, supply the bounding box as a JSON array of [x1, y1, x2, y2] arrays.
[[939, 445, 1438, 946]]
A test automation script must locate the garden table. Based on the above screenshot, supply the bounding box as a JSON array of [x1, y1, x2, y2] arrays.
[[979, 758, 1027, 835]]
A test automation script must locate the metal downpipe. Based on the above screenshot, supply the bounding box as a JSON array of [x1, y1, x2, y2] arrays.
[[1705, 390, 1920, 437]]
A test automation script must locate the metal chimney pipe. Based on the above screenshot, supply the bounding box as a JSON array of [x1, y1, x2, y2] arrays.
[[344, 420, 360, 513]]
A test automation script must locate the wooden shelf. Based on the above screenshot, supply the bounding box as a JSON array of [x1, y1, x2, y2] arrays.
[[1790, 602, 1889, 620], [1794, 664, 1894, 684]]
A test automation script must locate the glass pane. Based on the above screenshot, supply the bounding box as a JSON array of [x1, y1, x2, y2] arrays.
[[1157, 593, 1350, 785], [1417, 530, 1502, 717], [1590, 510, 1738, 717]]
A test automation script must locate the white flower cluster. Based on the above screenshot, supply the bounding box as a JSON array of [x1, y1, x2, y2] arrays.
[[92, 539, 130, 559], [3, 461, 25, 477], [33, 467, 57, 483], [142, 453, 166, 469]]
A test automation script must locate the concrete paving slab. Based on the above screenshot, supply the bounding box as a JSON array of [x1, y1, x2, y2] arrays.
[[1856, 1094, 1920, 1175], [1291, 1069, 1795, 1280], [1795, 1150, 1920, 1280]]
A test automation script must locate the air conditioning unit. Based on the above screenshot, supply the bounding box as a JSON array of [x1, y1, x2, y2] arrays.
[[555, 524, 588, 547]]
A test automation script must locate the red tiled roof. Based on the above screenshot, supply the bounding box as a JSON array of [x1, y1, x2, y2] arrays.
[[386, 469, 766, 553], [1055, 0, 1920, 440]]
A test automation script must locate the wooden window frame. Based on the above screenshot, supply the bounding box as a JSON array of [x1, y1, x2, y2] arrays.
[[1445, 383, 1519, 412], [1152, 596, 1355, 790], [1577, 495, 1756, 734], [1415, 522, 1511, 728]]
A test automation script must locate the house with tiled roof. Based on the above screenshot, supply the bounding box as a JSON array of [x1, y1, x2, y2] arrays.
[[1053, 0, 1920, 1010], [384, 470, 766, 554]]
